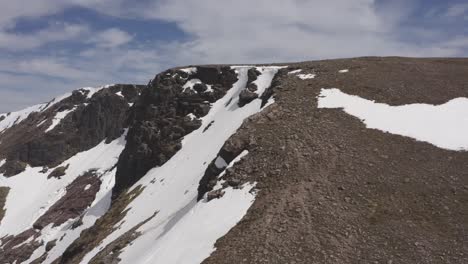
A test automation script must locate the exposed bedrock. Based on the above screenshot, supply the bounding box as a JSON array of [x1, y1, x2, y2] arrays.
[[0, 84, 143, 177], [112, 66, 238, 198]]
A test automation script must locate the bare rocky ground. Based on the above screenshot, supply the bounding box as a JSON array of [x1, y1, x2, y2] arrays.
[[202, 57, 468, 264]]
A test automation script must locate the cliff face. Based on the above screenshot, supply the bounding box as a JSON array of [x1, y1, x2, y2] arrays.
[[0, 85, 144, 176], [1, 58, 468, 264]]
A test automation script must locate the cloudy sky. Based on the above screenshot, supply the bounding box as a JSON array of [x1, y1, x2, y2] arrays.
[[0, 0, 467, 112]]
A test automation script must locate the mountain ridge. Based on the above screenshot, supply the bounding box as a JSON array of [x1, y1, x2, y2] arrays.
[[0, 57, 467, 264]]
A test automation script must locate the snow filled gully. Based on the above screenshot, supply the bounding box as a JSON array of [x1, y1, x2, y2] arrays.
[[0, 132, 127, 264], [80, 66, 285, 264], [318, 88, 468, 151]]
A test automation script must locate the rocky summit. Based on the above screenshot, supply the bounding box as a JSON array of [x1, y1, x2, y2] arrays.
[[0, 57, 467, 264]]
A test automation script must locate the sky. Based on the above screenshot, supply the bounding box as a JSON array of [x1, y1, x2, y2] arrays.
[[0, 0, 467, 113]]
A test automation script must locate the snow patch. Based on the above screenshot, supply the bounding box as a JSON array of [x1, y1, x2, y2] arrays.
[[318, 88, 468, 151], [41, 92, 72, 112], [297, 73, 316, 80], [82, 86, 109, 99], [115, 91, 124, 97], [288, 69, 302, 74], [179, 67, 197, 74], [214, 157, 228, 169], [0, 103, 48, 133], [45, 107, 77, 133], [339, 69, 349, 73], [0, 132, 126, 238], [183, 79, 202, 92]]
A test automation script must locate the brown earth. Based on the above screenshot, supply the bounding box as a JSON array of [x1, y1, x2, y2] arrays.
[[202, 57, 468, 264]]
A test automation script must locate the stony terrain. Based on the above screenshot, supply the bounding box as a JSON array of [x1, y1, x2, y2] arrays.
[[203, 57, 468, 264], [0, 57, 467, 264]]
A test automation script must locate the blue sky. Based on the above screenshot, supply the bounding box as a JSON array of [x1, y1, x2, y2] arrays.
[[0, 0, 467, 112]]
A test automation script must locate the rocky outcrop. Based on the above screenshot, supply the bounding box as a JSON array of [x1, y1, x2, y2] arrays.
[[238, 68, 261, 107], [33, 170, 101, 230], [0, 84, 144, 176], [112, 66, 238, 197], [197, 134, 251, 200], [0, 228, 42, 263]]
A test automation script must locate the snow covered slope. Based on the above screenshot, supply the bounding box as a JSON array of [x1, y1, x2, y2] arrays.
[[79, 66, 283, 264], [0, 65, 285, 264], [4, 57, 466, 264]]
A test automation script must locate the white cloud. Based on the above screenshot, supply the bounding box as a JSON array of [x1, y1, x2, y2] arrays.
[[445, 3, 468, 17], [0, 23, 88, 50], [136, 0, 465, 64], [87, 28, 134, 48]]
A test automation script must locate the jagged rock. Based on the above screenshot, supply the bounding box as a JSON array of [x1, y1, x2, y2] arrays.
[[45, 239, 57, 252], [207, 189, 225, 201], [0, 84, 144, 176], [47, 164, 69, 179], [238, 90, 259, 107], [227, 178, 242, 187], [259, 68, 287, 107], [0, 115, 5, 122], [0, 160, 27, 177], [247, 68, 261, 84], [247, 83, 258, 92], [193, 83, 208, 93], [33, 170, 101, 230], [113, 66, 238, 198], [0, 229, 42, 263], [198, 135, 250, 200]]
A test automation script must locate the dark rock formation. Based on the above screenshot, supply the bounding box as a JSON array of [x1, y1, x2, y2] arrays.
[[33, 170, 101, 230], [0, 84, 144, 176], [0, 228, 42, 263], [247, 68, 261, 84], [238, 90, 258, 107], [112, 67, 238, 198], [47, 164, 69, 179], [0, 160, 27, 177], [45, 239, 57, 252], [197, 135, 251, 200]]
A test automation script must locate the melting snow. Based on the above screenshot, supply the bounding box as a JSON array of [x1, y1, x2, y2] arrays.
[[0, 103, 48, 133], [179, 67, 197, 74], [82, 86, 110, 99], [45, 107, 77, 133], [80, 66, 284, 264], [41, 93, 72, 112], [0, 133, 126, 238], [339, 69, 349, 73], [288, 69, 302, 74], [183, 79, 202, 92], [297, 73, 316, 80], [318, 88, 468, 151]]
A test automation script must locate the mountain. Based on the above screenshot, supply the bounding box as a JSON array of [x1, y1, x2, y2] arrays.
[[0, 57, 467, 264]]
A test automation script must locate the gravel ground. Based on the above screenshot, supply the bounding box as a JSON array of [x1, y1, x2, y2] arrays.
[[203, 57, 468, 264]]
